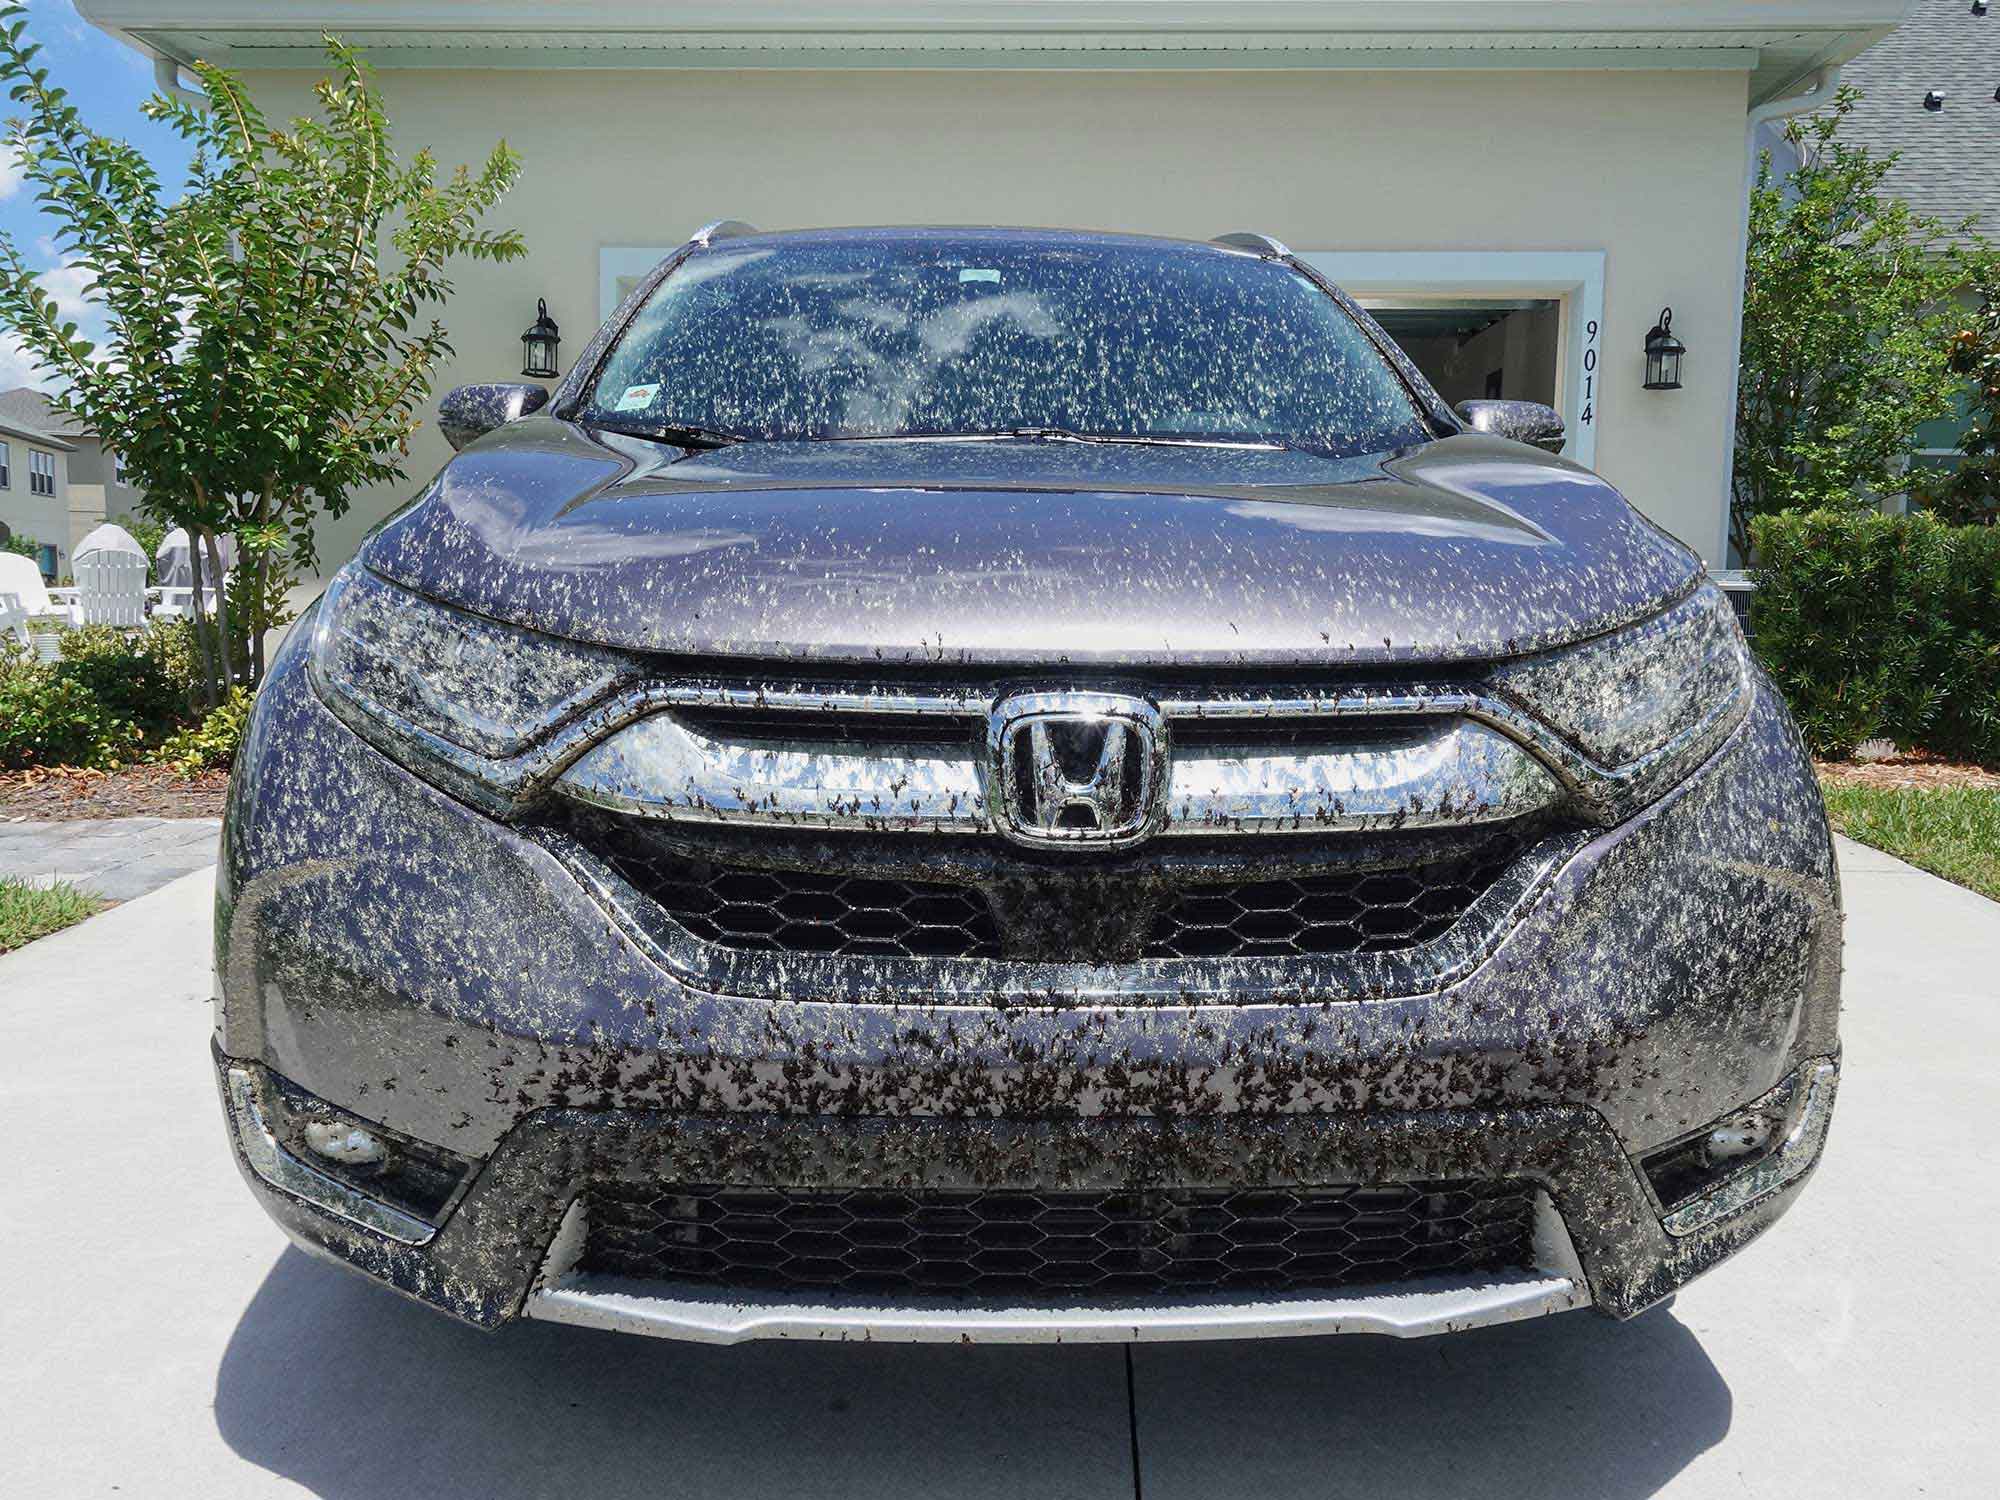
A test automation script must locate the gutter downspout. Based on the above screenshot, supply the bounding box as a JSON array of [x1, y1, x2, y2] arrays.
[[1717, 66, 1842, 564], [152, 53, 205, 107]]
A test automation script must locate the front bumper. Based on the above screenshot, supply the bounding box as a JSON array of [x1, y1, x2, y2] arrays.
[[214, 627, 1843, 1341], [219, 1046, 1837, 1342]]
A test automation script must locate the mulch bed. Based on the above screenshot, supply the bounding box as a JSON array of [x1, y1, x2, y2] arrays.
[[1815, 753, 2000, 791], [0, 764, 229, 821]]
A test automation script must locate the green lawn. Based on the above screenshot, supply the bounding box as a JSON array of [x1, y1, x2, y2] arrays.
[[1821, 784, 2000, 903], [0, 876, 106, 953]]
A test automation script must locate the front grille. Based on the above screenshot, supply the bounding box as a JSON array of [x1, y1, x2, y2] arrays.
[[587, 828, 1003, 959], [578, 1180, 1539, 1298], [1141, 834, 1528, 959], [559, 807, 1535, 965]]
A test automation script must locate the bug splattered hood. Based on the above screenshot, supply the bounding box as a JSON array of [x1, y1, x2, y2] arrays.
[[361, 419, 1700, 668]]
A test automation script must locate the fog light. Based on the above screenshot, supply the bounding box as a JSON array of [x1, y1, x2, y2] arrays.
[[304, 1119, 387, 1166], [1643, 1075, 1803, 1210], [1702, 1115, 1774, 1164], [253, 1066, 478, 1226], [1640, 1061, 1837, 1235]]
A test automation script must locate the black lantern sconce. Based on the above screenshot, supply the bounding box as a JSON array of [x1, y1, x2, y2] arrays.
[[521, 298, 561, 379], [1643, 307, 1686, 391]]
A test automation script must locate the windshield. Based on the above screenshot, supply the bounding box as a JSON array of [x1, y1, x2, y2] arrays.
[[577, 237, 1434, 455]]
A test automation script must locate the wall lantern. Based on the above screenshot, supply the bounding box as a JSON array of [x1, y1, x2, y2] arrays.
[[1643, 307, 1686, 391], [521, 298, 561, 379]]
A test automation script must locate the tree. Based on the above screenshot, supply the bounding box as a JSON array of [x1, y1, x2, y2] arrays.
[[1918, 281, 2000, 525], [0, 8, 524, 701], [1733, 86, 1987, 560]]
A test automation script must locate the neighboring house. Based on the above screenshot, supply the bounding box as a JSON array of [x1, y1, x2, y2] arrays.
[[0, 386, 146, 558], [78, 0, 1911, 569], [0, 411, 73, 582], [1775, 0, 2000, 484], [1843, 0, 2000, 483]]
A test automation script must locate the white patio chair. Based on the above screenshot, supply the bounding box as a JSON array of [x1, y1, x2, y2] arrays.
[[0, 551, 68, 658], [67, 547, 150, 627]]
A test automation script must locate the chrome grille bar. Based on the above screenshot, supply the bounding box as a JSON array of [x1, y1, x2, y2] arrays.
[[554, 690, 1565, 835]]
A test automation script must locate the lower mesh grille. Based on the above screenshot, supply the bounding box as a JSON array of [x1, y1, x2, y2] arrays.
[[578, 1180, 1539, 1297]]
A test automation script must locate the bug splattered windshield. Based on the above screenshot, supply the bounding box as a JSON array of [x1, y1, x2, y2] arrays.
[[579, 236, 1435, 456]]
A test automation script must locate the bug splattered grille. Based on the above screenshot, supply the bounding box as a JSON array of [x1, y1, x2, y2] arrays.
[[578, 1181, 1540, 1297], [557, 807, 1535, 964], [1140, 834, 1527, 959], [583, 823, 1004, 959]]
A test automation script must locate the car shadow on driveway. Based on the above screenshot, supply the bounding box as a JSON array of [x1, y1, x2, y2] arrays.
[[214, 1250, 1728, 1500]]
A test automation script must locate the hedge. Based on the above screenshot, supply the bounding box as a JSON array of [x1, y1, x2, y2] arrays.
[[0, 620, 205, 770], [1749, 510, 2000, 763]]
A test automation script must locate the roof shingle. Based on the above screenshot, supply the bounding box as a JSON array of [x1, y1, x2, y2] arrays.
[[1836, 0, 2000, 245]]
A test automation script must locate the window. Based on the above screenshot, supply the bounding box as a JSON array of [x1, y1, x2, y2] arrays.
[[29, 449, 55, 496], [0, 440, 10, 489], [113, 450, 128, 484]]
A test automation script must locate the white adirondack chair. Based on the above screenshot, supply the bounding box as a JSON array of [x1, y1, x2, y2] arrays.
[[0, 550, 67, 659], [59, 522, 151, 627]]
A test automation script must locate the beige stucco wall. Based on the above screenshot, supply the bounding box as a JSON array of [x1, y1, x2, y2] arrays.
[[0, 445, 71, 575], [242, 63, 1751, 570], [69, 481, 108, 557]]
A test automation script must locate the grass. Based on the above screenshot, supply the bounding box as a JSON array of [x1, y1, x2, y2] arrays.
[[0, 876, 107, 954], [1820, 783, 2000, 903]]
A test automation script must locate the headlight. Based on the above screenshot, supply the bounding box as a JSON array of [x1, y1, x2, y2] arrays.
[[308, 564, 637, 810], [1488, 581, 1752, 809]]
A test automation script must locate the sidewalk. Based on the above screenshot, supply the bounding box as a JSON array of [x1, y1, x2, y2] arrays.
[[0, 815, 220, 901], [1, 837, 1993, 1498]]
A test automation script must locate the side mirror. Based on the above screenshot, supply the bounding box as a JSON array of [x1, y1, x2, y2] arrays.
[[438, 382, 551, 452], [1454, 399, 1566, 455]]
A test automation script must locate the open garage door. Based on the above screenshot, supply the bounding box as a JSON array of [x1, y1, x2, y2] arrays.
[[1371, 300, 1561, 409], [1298, 252, 1603, 468]]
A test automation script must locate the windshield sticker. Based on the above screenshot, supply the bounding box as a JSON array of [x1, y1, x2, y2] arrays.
[[958, 268, 1000, 284], [614, 383, 660, 412]]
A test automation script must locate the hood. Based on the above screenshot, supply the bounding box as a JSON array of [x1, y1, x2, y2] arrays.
[[361, 419, 1700, 668]]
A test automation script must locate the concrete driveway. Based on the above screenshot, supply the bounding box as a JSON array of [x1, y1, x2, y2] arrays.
[[3, 837, 1994, 1498]]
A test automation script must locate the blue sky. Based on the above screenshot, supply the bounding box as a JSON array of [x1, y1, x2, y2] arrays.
[[0, 1, 193, 392]]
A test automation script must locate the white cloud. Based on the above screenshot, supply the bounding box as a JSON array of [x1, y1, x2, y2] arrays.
[[0, 257, 111, 394], [0, 329, 56, 391], [0, 149, 23, 204]]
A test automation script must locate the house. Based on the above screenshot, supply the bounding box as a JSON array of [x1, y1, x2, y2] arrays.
[[0, 409, 73, 582], [1813, 0, 2000, 482], [0, 387, 146, 560], [76, 1, 1910, 570]]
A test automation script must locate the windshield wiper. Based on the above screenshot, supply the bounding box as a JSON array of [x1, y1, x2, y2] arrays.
[[843, 427, 1292, 451], [1012, 429, 1289, 451], [588, 417, 745, 451]]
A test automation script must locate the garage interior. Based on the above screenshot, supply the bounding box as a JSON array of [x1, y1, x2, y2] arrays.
[[1371, 299, 1562, 410]]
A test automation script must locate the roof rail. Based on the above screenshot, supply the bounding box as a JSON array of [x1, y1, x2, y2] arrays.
[[688, 220, 759, 247], [1211, 232, 1293, 259]]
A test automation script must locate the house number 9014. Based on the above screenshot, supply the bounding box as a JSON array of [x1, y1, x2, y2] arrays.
[[1579, 318, 1598, 430]]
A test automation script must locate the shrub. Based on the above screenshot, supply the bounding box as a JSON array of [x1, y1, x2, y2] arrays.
[[55, 622, 198, 735], [0, 656, 138, 768], [153, 686, 253, 775], [3, 531, 37, 560], [0, 619, 206, 769], [1750, 510, 2000, 762]]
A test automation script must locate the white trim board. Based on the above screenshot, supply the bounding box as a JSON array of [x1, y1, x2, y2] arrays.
[[1297, 250, 1605, 471]]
